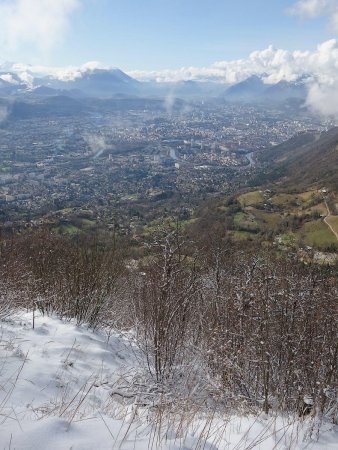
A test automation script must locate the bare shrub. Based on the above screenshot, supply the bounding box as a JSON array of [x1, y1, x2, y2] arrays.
[[0, 230, 125, 329], [130, 228, 201, 383], [0, 227, 336, 423], [200, 247, 338, 419]]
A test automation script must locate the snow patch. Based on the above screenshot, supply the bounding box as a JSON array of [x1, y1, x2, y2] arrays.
[[0, 313, 336, 449]]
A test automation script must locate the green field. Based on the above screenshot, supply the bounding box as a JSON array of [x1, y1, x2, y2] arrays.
[[80, 219, 96, 228], [326, 215, 338, 238], [238, 190, 264, 207], [56, 224, 80, 234], [223, 188, 338, 250], [143, 217, 196, 235], [233, 211, 259, 232], [250, 209, 282, 229], [229, 230, 256, 241], [298, 220, 337, 248]]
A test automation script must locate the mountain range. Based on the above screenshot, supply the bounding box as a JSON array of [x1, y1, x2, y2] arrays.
[[0, 67, 310, 103], [225, 75, 308, 103]]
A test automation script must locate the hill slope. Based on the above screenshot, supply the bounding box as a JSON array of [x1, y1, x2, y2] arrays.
[[259, 127, 338, 190]]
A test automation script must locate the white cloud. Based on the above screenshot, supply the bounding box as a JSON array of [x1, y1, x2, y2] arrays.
[[83, 133, 110, 158], [3, 39, 338, 116], [0, 0, 81, 53], [0, 73, 19, 84], [129, 39, 338, 117], [0, 60, 106, 84], [290, 0, 338, 31], [290, 0, 336, 18], [127, 40, 338, 86], [306, 81, 338, 115]]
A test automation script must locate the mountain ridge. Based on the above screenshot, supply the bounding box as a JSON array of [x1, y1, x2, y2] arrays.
[[258, 127, 338, 190], [0, 66, 310, 102]]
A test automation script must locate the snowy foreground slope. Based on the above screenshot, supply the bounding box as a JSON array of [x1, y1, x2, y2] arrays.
[[0, 313, 336, 450]]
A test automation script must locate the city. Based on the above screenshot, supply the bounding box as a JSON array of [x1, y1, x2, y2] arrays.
[[0, 97, 328, 235]]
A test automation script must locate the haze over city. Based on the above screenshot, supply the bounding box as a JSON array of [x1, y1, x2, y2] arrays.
[[2, 0, 338, 116], [0, 1, 337, 449]]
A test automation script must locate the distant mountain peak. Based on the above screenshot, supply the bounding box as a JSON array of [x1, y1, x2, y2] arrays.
[[224, 74, 308, 103]]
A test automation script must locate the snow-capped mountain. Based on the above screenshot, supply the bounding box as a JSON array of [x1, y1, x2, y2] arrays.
[[0, 63, 310, 102], [38, 68, 140, 97], [0, 64, 141, 97]]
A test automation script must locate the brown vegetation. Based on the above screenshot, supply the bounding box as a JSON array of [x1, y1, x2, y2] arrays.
[[0, 228, 337, 422]]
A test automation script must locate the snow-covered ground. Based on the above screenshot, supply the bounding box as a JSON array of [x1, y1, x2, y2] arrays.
[[0, 313, 336, 449]]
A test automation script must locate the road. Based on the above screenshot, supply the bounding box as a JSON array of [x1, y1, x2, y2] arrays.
[[246, 152, 256, 167], [324, 200, 338, 241]]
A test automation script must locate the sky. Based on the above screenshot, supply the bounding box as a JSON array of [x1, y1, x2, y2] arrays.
[[0, 0, 336, 70], [2, 0, 338, 117]]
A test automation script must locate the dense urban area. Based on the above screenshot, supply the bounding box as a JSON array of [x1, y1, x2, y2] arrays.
[[0, 98, 330, 235]]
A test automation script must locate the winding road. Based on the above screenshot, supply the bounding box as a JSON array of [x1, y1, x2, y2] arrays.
[[324, 200, 338, 241]]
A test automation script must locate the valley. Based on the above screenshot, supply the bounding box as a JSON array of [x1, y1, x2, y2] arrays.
[[0, 92, 326, 243], [1, 3, 338, 449]]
